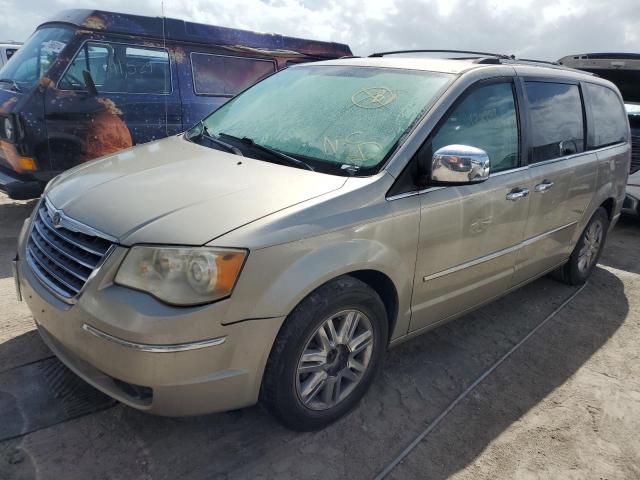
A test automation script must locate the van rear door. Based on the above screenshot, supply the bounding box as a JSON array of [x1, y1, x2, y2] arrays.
[[45, 40, 182, 171], [512, 78, 597, 284]]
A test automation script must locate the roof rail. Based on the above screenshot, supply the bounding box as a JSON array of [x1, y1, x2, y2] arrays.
[[517, 58, 560, 66], [369, 49, 515, 60], [366, 49, 596, 75]]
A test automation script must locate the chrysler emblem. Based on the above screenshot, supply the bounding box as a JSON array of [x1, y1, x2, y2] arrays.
[[52, 212, 62, 228]]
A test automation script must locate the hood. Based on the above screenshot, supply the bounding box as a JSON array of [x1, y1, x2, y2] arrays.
[[47, 135, 347, 245]]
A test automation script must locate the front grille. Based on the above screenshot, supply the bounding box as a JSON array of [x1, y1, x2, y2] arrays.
[[631, 131, 640, 174], [26, 203, 113, 299]]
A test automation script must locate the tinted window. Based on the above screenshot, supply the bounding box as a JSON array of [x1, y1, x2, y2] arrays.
[[432, 82, 519, 173], [5, 48, 17, 60], [585, 83, 628, 148], [525, 82, 584, 163], [60, 42, 170, 94], [191, 53, 276, 96]]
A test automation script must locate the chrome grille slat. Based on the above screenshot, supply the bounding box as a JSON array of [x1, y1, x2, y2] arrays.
[[38, 208, 110, 257], [30, 231, 89, 282], [26, 249, 77, 298], [27, 245, 82, 294], [27, 202, 114, 301], [33, 218, 100, 269]]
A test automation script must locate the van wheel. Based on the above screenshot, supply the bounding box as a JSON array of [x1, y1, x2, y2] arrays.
[[555, 207, 609, 285], [261, 276, 388, 431]]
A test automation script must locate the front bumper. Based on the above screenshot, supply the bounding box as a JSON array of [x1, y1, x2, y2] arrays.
[[0, 167, 42, 200], [17, 253, 285, 416]]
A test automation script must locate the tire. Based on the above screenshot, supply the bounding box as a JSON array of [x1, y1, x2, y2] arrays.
[[555, 207, 609, 285], [261, 275, 388, 431]]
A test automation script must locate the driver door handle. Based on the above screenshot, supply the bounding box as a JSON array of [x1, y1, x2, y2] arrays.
[[506, 187, 529, 201], [535, 180, 555, 193]]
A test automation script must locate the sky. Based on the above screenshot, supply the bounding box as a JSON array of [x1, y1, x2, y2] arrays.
[[0, 0, 638, 60]]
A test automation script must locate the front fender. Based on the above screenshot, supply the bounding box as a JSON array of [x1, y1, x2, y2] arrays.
[[224, 211, 420, 340]]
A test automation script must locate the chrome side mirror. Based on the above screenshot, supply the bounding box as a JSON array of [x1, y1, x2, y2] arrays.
[[431, 145, 490, 184]]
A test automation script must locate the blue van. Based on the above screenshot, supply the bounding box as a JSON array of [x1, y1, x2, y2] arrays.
[[0, 9, 352, 199]]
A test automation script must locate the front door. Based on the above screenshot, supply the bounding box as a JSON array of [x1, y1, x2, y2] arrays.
[[45, 39, 182, 171], [410, 79, 531, 332]]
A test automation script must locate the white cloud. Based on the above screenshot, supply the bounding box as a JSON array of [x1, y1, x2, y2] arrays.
[[0, 0, 638, 61]]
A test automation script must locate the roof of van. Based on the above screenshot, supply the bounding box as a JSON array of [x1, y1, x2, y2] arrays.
[[39, 9, 352, 58], [311, 56, 601, 78], [311, 57, 484, 74]]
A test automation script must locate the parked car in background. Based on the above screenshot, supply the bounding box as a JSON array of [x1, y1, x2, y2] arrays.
[[558, 53, 640, 217], [0, 9, 352, 200], [14, 51, 630, 430], [0, 42, 21, 66]]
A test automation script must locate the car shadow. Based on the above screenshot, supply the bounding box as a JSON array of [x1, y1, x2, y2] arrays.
[[598, 216, 640, 275], [0, 268, 628, 479]]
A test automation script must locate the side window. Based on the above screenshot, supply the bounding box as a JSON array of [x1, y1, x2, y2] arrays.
[[60, 42, 170, 94], [124, 47, 170, 94], [584, 83, 628, 148], [59, 44, 111, 90], [525, 81, 584, 163], [191, 53, 276, 96], [432, 82, 520, 173]]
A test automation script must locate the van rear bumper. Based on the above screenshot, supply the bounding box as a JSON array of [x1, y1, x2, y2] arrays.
[[0, 168, 42, 199]]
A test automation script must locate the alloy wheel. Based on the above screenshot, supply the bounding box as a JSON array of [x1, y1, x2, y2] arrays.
[[295, 309, 374, 411], [577, 220, 603, 272]]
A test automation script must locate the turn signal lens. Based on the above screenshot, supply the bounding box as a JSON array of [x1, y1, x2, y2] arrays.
[[0, 141, 37, 173]]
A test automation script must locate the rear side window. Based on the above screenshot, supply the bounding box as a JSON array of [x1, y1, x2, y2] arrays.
[[60, 42, 171, 94], [525, 82, 584, 163], [584, 83, 628, 148], [191, 53, 276, 96], [431, 82, 520, 173]]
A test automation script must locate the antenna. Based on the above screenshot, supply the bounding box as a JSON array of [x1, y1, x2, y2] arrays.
[[162, 0, 169, 137]]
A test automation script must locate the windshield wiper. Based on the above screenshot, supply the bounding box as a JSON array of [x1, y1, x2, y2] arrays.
[[219, 132, 314, 172], [0, 78, 21, 92], [188, 121, 243, 156]]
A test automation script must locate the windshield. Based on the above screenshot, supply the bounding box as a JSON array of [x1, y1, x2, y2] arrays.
[[198, 65, 453, 175], [0, 26, 74, 90]]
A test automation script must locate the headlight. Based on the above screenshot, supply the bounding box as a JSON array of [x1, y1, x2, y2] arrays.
[[4, 117, 14, 141], [115, 246, 247, 306]]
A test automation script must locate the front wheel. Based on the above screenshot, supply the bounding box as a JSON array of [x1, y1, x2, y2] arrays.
[[261, 276, 388, 431], [555, 207, 609, 285]]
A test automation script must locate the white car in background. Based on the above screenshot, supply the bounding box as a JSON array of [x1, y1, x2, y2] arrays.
[[0, 42, 20, 66]]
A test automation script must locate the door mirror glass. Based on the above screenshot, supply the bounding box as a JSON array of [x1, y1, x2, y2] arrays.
[[431, 144, 490, 184]]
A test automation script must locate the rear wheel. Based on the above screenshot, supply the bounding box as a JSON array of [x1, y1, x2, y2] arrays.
[[555, 207, 609, 285], [261, 276, 388, 431]]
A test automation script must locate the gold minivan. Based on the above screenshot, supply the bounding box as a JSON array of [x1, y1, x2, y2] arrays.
[[14, 51, 630, 430]]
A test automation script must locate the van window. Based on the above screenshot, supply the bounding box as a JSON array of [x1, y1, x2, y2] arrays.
[[584, 83, 628, 148], [60, 42, 171, 94], [431, 82, 519, 173], [191, 53, 276, 96], [0, 27, 74, 90], [525, 82, 584, 163]]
